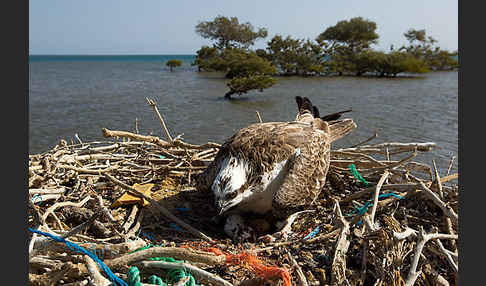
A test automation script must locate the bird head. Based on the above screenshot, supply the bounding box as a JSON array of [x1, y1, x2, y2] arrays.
[[212, 156, 249, 216]]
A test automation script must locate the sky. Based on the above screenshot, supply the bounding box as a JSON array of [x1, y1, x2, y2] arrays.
[[29, 0, 458, 55]]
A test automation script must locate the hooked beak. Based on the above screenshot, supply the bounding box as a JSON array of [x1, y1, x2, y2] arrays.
[[217, 200, 238, 216]]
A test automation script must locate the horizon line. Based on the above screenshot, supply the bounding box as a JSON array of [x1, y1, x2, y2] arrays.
[[29, 53, 197, 56]]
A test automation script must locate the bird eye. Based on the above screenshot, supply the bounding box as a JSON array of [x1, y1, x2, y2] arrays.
[[224, 192, 237, 201]]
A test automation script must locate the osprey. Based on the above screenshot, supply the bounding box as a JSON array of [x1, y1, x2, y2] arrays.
[[197, 97, 356, 241]]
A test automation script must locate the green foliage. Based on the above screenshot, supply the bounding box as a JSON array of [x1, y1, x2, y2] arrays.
[[404, 29, 426, 43], [221, 48, 277, 78], [347, 50, 379, 76], [195, 15, 268, 50], [400, 29, 437, 58], [219, 49, 277, 98], [371, 51, 429, 77], [400, 28, 457, 71], [193, 15, 457, 93], [266, 35, 326, 76], [166, 59, 182, 71], [316, 17, 379, 52], [426, 50, 459, 71], [315, 17, 379, 75], [192, 46, 277, 97], [192, 46, 219, 71], [225, 74, 277, 99], [193, 48, 277, 78], [266, 35, 301, 75]]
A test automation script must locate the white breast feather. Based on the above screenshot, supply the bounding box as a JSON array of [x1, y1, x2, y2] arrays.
[[237, 148, 300, 214], [214, 148, 300, 215]]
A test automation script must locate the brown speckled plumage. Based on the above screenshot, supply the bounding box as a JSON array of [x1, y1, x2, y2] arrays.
[[197, 97, 356, 220]]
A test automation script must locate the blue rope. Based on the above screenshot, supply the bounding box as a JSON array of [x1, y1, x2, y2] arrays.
[[346, 192, 404, 218], [28, 228, 127, 286], [32, 194, 43, 204], [303, 226, 320, 240], [169, 222, 183, 232]]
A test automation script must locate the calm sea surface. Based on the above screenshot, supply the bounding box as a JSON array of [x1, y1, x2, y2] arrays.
[[29, 55, 458, 174]]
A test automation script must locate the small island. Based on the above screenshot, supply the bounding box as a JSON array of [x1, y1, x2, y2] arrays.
[[192, 16, 458, 98], [166, 59, 182, 72]]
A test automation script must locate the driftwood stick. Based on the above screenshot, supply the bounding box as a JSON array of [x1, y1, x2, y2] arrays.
[[337, 142, 436, 153], [135, 260, 233, 286], [360, 149, 417, 175], [29, 256, 62, 270], [63, 280, 89, 286], [122, 205, 139, 233], [102, 128, 220, 150], [105, 246, 225, 271], [370, 171, 389, 226], [434, 239, 458, 273], [96, 195, 116, 223], [253, 227, 341, 253], [423, 264, 450, 286], [277, 210, 315, 235], [29, 188, 66, 195], [174, 277, 190, 286], [146, 97, 173, 142], [331, 200, 350, 286], [104, 173, 213, 242], [331, 150, 386, 166], [432, 160, 457, 250], [170, 139, 221, 150], [31, 194, 62, 203], [42, 195, 91, 223], [348, 130, 378, 148], [126, 210, 144, 239], [84, 255, 111, 286], [58, 153, 135, 164], [393, 227, 418, 241], [363, 142, 436, 151], [438, 173, 458, 184], [49, 263, 73, 286], [418, 182, 458, 225], [446, 155, 455, 176], [341, 183, 419, 203], [432, 160, 443, 195], [41, 210, 101, 245], [33, 239, 147, 260], [286, 249, 308, 286], [359, 215, 373, 284], [255, 111, 263, 123], [29, 227, 40, 259], [102, 128, 169, 147], [58, 164, 115, 174], [405, 227, 458, 286]]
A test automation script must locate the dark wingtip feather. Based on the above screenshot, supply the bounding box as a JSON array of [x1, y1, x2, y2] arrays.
[[312, 106, 320, 118], [320, 109, 353, 122], [295, 96, 304, 110], [300, 97, 314, 113]]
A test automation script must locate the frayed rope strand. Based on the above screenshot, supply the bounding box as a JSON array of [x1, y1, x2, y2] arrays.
[[28, 227, 128, 286], [349, 164, 370, 186], [128, 244, 197, 286]]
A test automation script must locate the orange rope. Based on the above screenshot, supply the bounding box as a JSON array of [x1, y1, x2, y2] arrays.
[[204, 247, 292, 286]]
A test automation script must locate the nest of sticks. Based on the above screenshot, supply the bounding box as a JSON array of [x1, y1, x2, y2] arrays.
[[28, 99, 458, 286]]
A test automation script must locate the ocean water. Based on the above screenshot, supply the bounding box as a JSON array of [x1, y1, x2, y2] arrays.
[[29, 55, 458, 174]]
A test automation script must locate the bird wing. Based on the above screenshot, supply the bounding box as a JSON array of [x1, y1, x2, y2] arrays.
[[271, 127, 331, 219], [196, 122, 305, 192], [227, 122, 313, 186]]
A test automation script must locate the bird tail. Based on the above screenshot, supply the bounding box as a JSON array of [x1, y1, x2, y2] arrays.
[[295, 96, 317, 123]]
